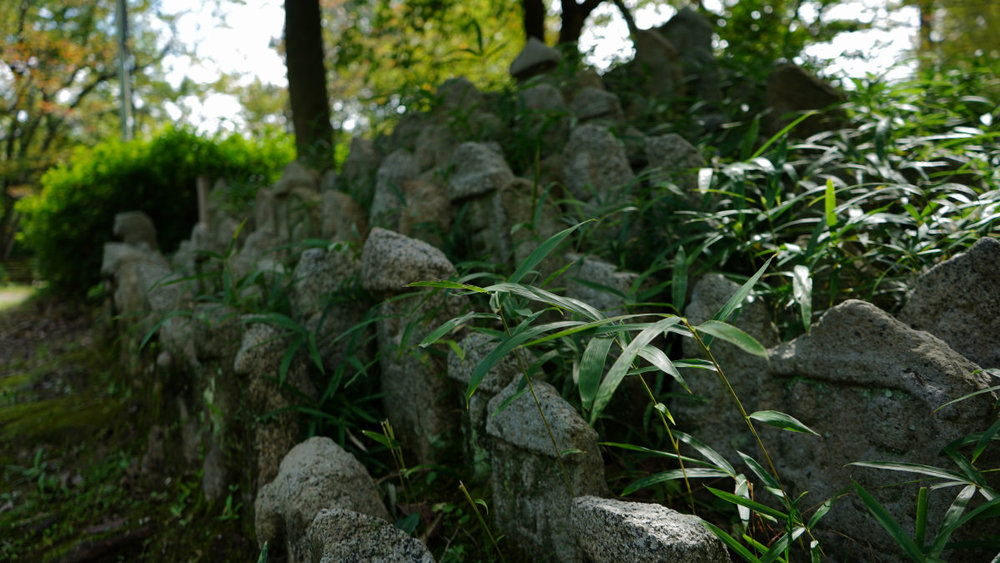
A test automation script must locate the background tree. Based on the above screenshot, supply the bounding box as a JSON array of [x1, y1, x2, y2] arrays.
[[905, 0, 1000, 78], [284, 0, 333, 160], [0, 0, 181, 259]]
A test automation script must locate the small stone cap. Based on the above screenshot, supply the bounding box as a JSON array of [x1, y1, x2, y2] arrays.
[[510, 37, 562, 80]]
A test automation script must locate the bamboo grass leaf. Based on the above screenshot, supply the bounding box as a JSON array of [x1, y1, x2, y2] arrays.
[[701, 520, 761, 562], [579, 336, 613, 412], [622, 468, 732, 495], [672, 246, 688, 312], [853, 482, 924, 561], [508, 220, 593, 284], [848, 460, 966, 483], [467, 316, 579, 400], [825, 178, 837, 228], [590, 317, 681, 423], [808, 498, 834, 529], [637, 344, 688, 392], [915, 487, 929, 549], [712, 256, 774, 323], [706, 487, 788, 521], [696, 320, 769, 358], [749, 410, 821, 436], [792, 264, 813, 332], [487, 282, 604, 321], [408, 280, 489, 293], [675, 430, 736, 476], [737, 451, 781, 491], [418, 311, 499, 348], [973, 417, 1000, 463]]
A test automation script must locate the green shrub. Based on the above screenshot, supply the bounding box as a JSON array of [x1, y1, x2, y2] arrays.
[[18, 125, 294, 297]]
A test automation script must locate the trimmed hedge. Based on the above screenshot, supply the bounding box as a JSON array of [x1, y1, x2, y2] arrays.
[[18, 126, 294, 297]]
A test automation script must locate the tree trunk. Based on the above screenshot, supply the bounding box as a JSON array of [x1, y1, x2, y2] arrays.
[[558, 0, 604, 45], [284, 0, 333, 159], [522, 0, 546, 42]]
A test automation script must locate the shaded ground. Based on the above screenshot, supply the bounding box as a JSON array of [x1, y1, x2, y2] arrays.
[[0, 289, 256, 561]]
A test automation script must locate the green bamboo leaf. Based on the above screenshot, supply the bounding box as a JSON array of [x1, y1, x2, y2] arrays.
[[735, 474, 751, 523], [622, 468, 731, 495], [737, 451, 781, 491], [930, 494, 1000, 556], [915, 487, 929, 549], [487, 282, 604, 321], [973, 417, 1000, 463], [701, 520, 761, 562], [467, 315, 578, 400], [749, 410, 821, 436], [706, 487, 788, 521], [929, 484, 977, 557], [139, 310, 192, 351], [408, 280, 489, 293], [508, 220, 593, 284], [792, 264, 813, 332], [848, 460, 966, 483], [362, 429, 392, 447], [579, 336, 613, 412], [933, 383, 1000, 413], [857, 482, 929, 560], [675, 430, 736, 476], [524, 314, 648, 347], [637, 344, 688, 392], [418, 312, 499, 348], [713, 256, 774, 323], [590, 317, 681, 423], [751, 110, 819, 159], [760, 530, 799, 563], [825, 178, 837, 228], [672, 246, 688, 312], [808, 498, 834, 529], [696, 320, 769, 358], [601, 442, 709, 466]]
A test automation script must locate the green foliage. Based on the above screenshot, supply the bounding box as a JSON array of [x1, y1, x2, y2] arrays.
[[17, 126, 293, 296]]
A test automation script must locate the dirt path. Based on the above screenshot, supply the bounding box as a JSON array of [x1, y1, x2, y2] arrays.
[[0, 292, 255, 561]]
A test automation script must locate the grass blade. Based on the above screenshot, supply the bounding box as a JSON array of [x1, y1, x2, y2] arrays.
[[749, 410, 821, 436]]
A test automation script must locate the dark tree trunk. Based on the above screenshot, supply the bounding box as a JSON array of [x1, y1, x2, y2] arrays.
[[284, 0, 333, 159], [522, 0, 546, 42], [558, 0, 604, 45]]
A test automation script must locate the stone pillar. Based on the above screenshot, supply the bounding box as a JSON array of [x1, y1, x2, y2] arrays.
[[486, 378, 608, 561]]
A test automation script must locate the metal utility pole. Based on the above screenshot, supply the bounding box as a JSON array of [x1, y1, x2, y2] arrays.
[[116, 0, 133, 140]]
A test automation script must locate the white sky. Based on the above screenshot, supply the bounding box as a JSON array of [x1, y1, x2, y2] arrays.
[[155, 0, 919, 133]]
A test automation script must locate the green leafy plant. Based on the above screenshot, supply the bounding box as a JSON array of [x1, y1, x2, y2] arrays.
[[18, 125, 293, 296]]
